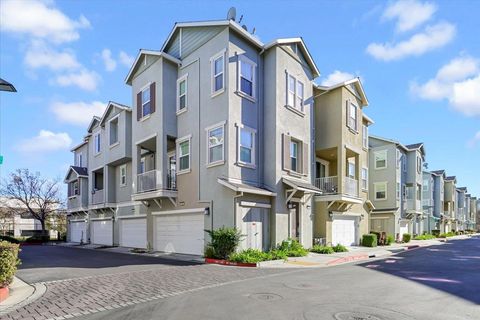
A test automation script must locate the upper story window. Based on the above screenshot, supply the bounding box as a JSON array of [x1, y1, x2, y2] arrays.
[[76, 153, 83, 167], [347, 102, 358, 131], [283, 134, 308, 175], [396, 150, 401, 169], [68, 180, 79, 197], [177, 75, 188, 114], [211, 50, 225, 95], [94, 133, 101, 154], [286, 73, 304, 112], [238, 56, 256, 99], [177, 136, 191, 174], [120, 164, 127, 187], [417, 156, 422, 173], [374, 150, 387, 169], [207, 123, 225, 165], [362, 125, 368, 149], [238, 125, 256, 166], [374, 182, 387, 200], [109, 117, 119, 146], [141, 86, 151, 118], [348, 162, 355, 179], [361, 168, 368, 190], [290, 140, 299, 173]]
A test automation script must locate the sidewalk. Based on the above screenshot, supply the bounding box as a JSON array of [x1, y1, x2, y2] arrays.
[[0, 277, 46, 316]]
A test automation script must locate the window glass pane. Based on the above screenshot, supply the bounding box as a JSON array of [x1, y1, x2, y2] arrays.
[[241, 61, 252, 81], [209, 127, 223, 146], [291, 158, 297, 172], [180, 141, 189, 156], [210, 145, 223, 163], [240, 146, 251, 163], [179, 95, 186, 110], [179, 80, 186, 96], [142, 101, 151, 117], [348, 162, 355, 178], [214, 56, 223, 74], [142, 88, 150, 103], [240, 129, 252, 148], [288, 75, 295, 92], [215, 74, 223, 92], [180, 155, 189, 170], [296, 81, 304, 109], [290, 141, 298, 158], [241, 78, 253, 96]]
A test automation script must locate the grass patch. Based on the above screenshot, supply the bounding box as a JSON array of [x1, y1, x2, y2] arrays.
[[414, 234, 436, 240]]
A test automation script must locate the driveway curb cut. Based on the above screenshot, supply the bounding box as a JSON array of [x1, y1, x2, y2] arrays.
[[0, 280, 46, 316]]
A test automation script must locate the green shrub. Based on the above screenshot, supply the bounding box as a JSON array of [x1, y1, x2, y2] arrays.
[[204, 227, 243, 259], [229, 249, 269, 263], [386, 235, 395, 245], [277, 239, 309, 257], [439, 231, 455, 238], [0, 236, 20, 244], [24, 234, 50, 243], [269, 249, 289, 260], [431, 229, 440, 236], [332, 244, 348, 252], [310, 245, 334, 254], [414, 234, 436, 240], [0, 241, 20, 287], [362, 234, 377, 247], [402, 233, 412, 243], [204, 245, 216, 258]]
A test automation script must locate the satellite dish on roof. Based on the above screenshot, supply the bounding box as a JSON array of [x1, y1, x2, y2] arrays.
[[242, 24, 248, 31], [227, 7, 236, 21]]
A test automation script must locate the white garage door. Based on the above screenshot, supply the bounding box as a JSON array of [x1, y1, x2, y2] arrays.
[[70, 221, 86, 243], [332, 216, 357, 246], [400, 221, 409, 237], [239, 207, 268, 251], [119, 218, 147, 248], [154, 212, 204, 255], [91, 220, 113, 246]]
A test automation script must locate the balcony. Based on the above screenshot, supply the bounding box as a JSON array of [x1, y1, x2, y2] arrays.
[[91, 189, 104, 205], [137, 169, 177, 193], [406, 198, 421, 212], [315, 176, 360, 202]]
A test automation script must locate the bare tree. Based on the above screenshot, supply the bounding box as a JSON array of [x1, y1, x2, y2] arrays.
[[0, 169, 63, 233]]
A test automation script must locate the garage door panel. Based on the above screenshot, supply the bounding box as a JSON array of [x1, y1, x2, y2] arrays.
[[154, 213, 204, 255], [332, 216, 357, 246], [70, 222, 86, 243], [91, 220, 113, 246], [120, 218, 146, 248]]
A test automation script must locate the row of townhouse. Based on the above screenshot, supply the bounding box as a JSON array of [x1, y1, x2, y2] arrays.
[[64, 15, 479, 254]]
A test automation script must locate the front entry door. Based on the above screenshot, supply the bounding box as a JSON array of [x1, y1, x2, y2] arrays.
[[289, 203, 300, 241], [243, 208, 263, 250]]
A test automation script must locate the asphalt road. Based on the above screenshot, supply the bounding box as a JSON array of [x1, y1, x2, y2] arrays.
[[78, 237, 480, 320]]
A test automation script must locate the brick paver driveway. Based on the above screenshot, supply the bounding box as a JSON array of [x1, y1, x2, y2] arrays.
[[6, 246, 290, 320]]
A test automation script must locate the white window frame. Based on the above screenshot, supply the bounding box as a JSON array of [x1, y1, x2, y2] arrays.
[[396, 150, 401, 169], [140, 84, 151, 119], [94, 132, 101, 155], [417, 155, 422, 173], [362, 125, 368, 149], [236, 124, 256, 168], [176, 135, 192, 175], [374, 150, 387, 169], [403, 156, 407, 172], [290, 140, 299, 173], [348, 161, 355, 179], [108, 115, 120, 147], [374, 182, 388, 200], [237, 55, 256, 100], [119, 164, 127, 187], [361, 167, 368, 190], [347, 101, 358, 132], [176, 74, 188, 115], [211, 49, 226, 96], [205, 121, 226, 167], [76, 152, 83, 167], [286, 72, 305, 114]]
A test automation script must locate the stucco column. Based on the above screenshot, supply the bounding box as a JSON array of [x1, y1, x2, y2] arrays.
[[337, 146, 346, 194]]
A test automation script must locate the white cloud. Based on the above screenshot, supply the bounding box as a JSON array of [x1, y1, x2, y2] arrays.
[[101, 49, 117, 72], [367, 22, 456, 61], [54, 69, 101, 91], [468, 131, 480, 148], [320, 70, 356, 86], [383, 0, 437, 33], [24, 40, 80, 71], [119, 51, 135, 68], [17, 130, 72, 153], [411, 56, 480, 116], [0, 0, 90, 44], [50, 101, 107, 126]]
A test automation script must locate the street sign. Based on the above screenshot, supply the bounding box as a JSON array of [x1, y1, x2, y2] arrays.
[[0, 155, 3, 165]]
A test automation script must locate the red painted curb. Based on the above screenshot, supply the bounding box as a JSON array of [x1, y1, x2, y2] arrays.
[[0, 286, 9, 302], [205, 258, 257, 267], [326, 254, 369, 266]]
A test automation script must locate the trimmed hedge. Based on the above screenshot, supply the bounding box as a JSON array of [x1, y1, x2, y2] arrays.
[[332, 244, 348, 252], [277, 239, 309, 257], [402, 233, 412, 243], [0, 235, 20, 244], [228, 248, 288, 263], [362, 234, 377, 247], [414, 234, 436, 240], [386, 235, 395, 245], [0, 241, 20, 288], [310, 245, 335, 254]]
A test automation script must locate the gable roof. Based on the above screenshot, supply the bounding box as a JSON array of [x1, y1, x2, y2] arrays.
[[64, 166, 88, 182], [445, 176, 457, 183], [457, 187, 467, 192], [263, 38, 320, 78], [125, 49, 181, 85], [405, 142, 426, 157], [70, 140, 88, 152], [87, 116, 101, 133], [431, 170, 446, 178], [314, 77, 369, 106], [99, 101, 131, 126], [369, 135, 408, 151]]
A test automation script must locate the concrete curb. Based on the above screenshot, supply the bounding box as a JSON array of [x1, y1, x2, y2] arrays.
[[0, 277, 46, 316]]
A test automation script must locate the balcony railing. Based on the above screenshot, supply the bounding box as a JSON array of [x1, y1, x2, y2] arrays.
[[167, 169, 177, 190], [91, 189, 104, 204], [137, 169, 177, 193], [406, 198, 421, 211], [314, 176, 358, 197]]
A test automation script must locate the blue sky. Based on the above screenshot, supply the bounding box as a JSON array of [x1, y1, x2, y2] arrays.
[[0, 0, 479, 196]]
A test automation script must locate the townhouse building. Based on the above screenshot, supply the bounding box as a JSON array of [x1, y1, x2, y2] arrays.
[[455, 187, 467, 231], [469, 196, 477, 230], [430, 170, 446, 232], [312, 78, 375, 246], [443, 176, 457, 233], [422, 171, 437, 233], [476, 200, 480, 232]]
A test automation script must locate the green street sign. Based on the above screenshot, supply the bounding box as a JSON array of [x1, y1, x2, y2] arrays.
[[0, 155, 3, 165]]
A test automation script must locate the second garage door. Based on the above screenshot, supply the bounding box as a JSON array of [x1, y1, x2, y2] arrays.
[[119, 217, 147, 248], [70, 221, 86, 243], [154, 212, 204, 255], [91, 220, 113, 246], [332, 216, 357, 246]]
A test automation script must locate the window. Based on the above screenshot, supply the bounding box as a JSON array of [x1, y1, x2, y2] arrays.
[[362, 125, 368, 149], [69, 180, 79, 197], [140, 157, 145, 174], [120, 165, 127, 187], [417, 156, 422, 173], [109, 117, 118, 146], [286, 73, 304, 112], [348, 162, 355, 179], [207, 124, 224, 165], [177, 136, 191, 173], [290, 141, 299, 172], [177, 75, 187, 113], [211, 51, 225, 94], [403, 156, 407, 172], [361, 168, 368, 190], [374, 150, 387, 169], [417, 184, 422, 200], [396, 150, 401, 168], [141, 86, 151, 118], [374, 182, 387, 200], [76, 153, 83, 167], [397, 182, 401, 199], [347, 102, 358, 131], [238, 56, 256, 98], [402, 184, 407, 197], [238, 126, 255, 166], [94, 133, 101, 154]]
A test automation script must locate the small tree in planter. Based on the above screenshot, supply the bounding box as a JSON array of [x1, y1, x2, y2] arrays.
[[204, 227, 243, 260], [0, 241, 20, 290]]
